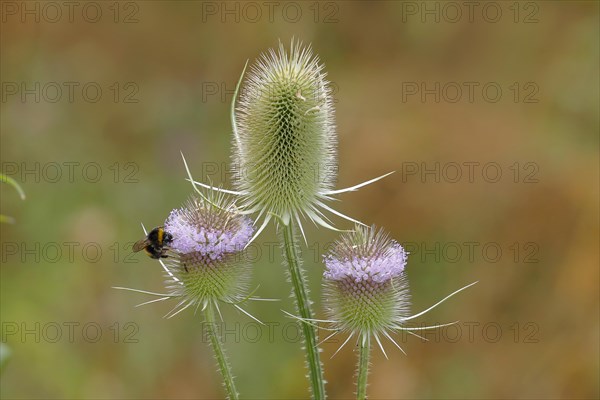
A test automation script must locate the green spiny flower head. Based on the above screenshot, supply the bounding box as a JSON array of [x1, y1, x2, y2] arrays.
[[162, 193, 255, 315], [321, 225, 478, 357], [323, 225, 411, 337], [233, 40, 337, 226]]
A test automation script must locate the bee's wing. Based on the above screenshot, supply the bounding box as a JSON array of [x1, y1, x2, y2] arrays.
[[132, 238, 151, 252]]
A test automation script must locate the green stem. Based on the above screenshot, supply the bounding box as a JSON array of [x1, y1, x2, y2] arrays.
[[204, 304, 238, 400], [356, 334, 370, 400], [281, 221, 326, 399]]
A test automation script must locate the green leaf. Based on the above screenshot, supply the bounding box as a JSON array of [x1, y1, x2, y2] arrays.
[[0, 173, 25, 224], [0, 343, 11, 373], [0, 174, 26, 200]]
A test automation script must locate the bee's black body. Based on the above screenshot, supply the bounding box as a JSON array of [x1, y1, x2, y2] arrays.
[[132, 226, 173, 259]]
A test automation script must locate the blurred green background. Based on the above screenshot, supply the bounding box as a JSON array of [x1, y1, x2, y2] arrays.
[[1, 1, 598, 399]]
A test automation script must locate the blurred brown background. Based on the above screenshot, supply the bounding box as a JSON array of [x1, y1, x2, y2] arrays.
[[1, 1, 598, 399]]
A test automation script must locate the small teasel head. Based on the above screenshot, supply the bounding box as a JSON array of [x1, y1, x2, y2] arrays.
[[163, 192, 255, 311], [322, 225, 478, 357], [323, 225, 411, 337], [233, 39, 337, 226]]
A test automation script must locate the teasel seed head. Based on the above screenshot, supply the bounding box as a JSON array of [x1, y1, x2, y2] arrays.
[[233, 39, 337, 226]]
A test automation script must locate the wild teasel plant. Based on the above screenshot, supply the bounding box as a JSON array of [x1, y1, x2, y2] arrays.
[[185, 40, 393, 398], [116, 191, 268, 400], [309, 225, 478, 400], [125, 41, 477, 399]]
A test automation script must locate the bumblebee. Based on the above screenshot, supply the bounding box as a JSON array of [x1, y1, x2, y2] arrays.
[[132, 226, 173, 259]]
